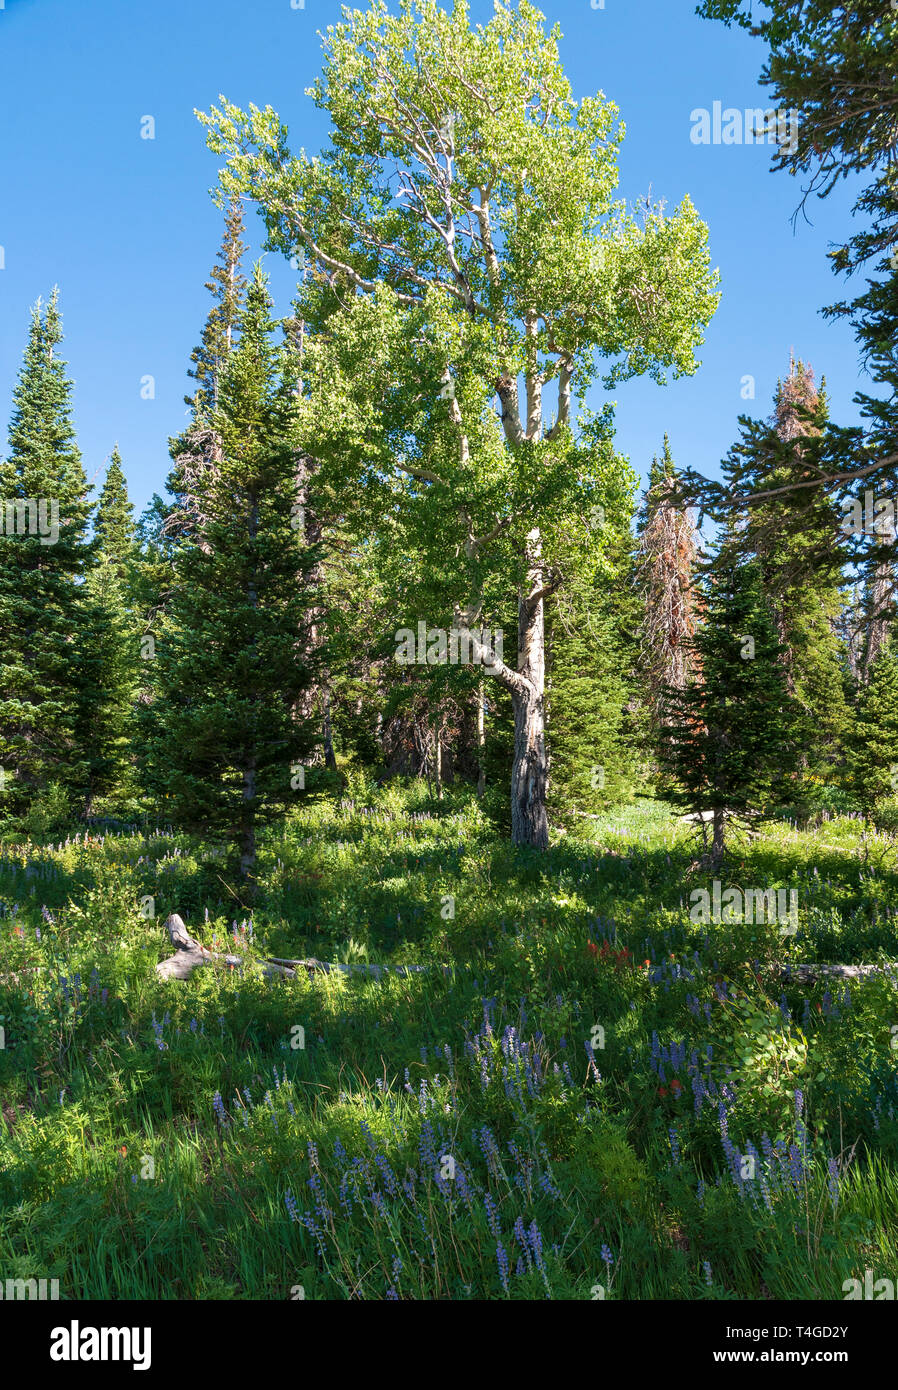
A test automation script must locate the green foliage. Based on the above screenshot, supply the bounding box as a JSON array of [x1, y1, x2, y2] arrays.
[[547, 453, 641, 816], [73, 451, 140, 816], [0, 291, 91, 820], [658, 560, 799, 850], [144, 269, 321, 877], [185, 196, 248, 419], [845, 642, 898, 821], [2, 792, 898, 1299]]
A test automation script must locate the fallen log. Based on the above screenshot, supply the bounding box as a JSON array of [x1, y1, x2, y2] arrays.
[[776, 961, 898, 985], [156, 915, 436, 982], [265, 956, 432, 978], [155, 914, 247, 981]]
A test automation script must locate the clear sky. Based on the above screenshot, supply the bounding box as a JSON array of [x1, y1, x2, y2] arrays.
[[0, 0, 868, 517]]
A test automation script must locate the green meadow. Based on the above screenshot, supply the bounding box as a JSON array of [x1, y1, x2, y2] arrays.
[[2, 786, 897, 1300]]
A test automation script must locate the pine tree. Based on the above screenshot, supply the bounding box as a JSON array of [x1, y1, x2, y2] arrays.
[[636, 434, 699, 721], [145, 267, 320, 882], [658, 559, 798, 867], [165, 200, 250, 557], [826, 260, 898, 679], [94, 446, 135, 576], [547, 508, 640, 817], [683, 362, 849, 785], [0, 291, 90, 821], [185, 197, 248, 419], [845, 640, 898, 824], [72, 451, 139, 817]]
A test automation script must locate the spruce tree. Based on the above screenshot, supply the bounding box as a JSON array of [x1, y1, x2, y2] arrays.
[[547, 496, 640, 818], [826, 261, 898, 680], [146, 267, 320, 882], [658, 559, 798, 867], [636, 434, 699, 724], [0, 291, 90, 821], [73, 450, 139, 817], [680, 363, 849, 786], [185, 196, 248, 419], [845, 640, 898, 824], [94, 446, 135, 576], [166, 200, 250, 556]]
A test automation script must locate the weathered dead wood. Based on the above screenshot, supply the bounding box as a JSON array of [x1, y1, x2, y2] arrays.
[[155, 914, 245, 981], [266, 956, 432, 978], [776, 961, 898, 985], [156, 915, 434, 982]]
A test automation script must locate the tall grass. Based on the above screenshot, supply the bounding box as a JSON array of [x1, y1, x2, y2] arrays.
[[2, 791, 897, 1298]]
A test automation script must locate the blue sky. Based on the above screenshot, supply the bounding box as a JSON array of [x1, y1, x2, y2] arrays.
[[0, 0, 869, 516]]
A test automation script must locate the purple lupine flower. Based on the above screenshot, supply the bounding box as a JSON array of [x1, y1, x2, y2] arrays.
[[496, 1242, 510, 1292], [718, 1100, 729, 1139], [212, 1091, 228, 1126], [307, 1173, 331, 1224], [285, 1190, 300, 1222], [528, 1221, 546, 1270], [539, 1168, 561, 1201], [513, 1215, 532, 1270], [484, 1192, 502, 1239], [787, 1143, 805, 1190], [375, 1154, 399, 1197], [703, 1260, 712, 1287]]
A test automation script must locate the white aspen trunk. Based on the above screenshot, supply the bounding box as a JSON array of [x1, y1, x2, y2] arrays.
[[510, 529, 549, 850], [476, 680, 486, 798]]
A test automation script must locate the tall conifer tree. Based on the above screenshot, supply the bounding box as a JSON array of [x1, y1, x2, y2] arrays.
[[636, 434, 699, 725], [546, 442, 640, 817], [680, 363, 849, 784], [658, 559, 797, 866], [185, 197, 249, 419], [845, 640, 898, 824], [0, 291, 90, 819], [146, 267, 320, 881], [73, 449, 139, 816]]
